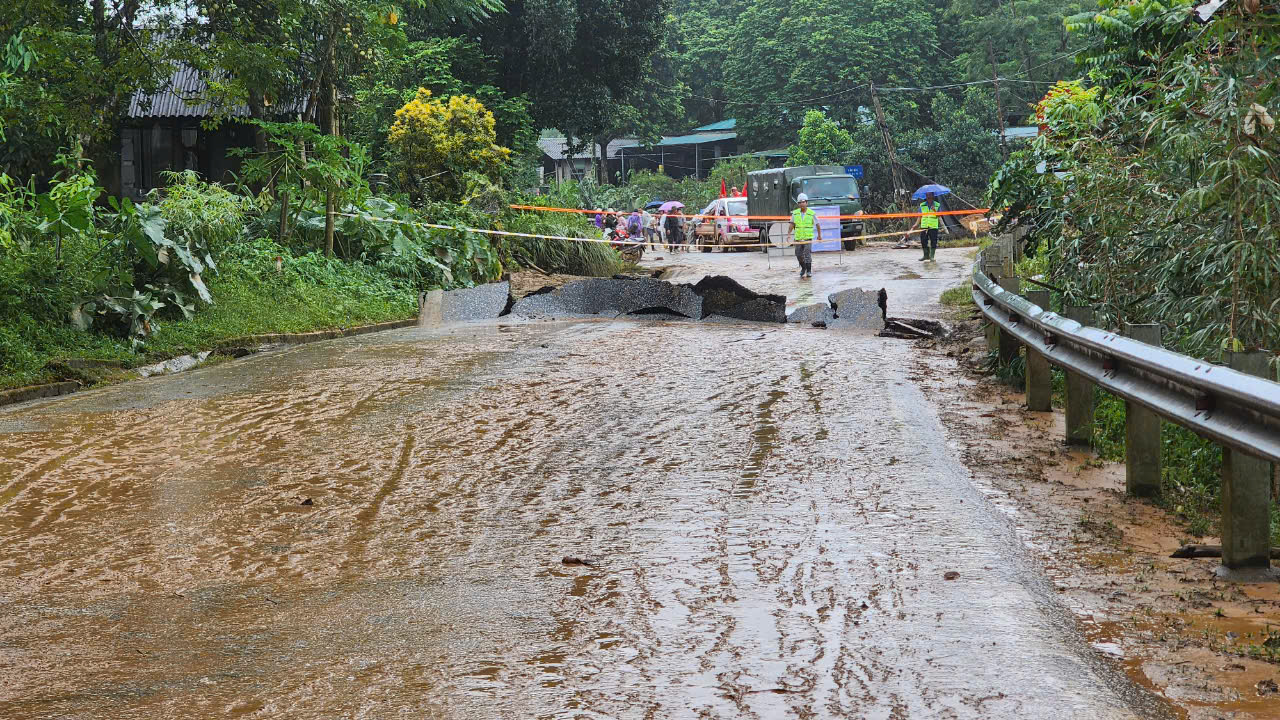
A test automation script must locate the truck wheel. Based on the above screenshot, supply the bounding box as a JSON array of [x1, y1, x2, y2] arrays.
[[759, 223, 771, 252], [842, 239, 856, 251], [701, 235, 713, 253]]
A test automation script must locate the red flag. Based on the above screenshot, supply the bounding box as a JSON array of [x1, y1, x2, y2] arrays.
[[720, 179, 727, 198]]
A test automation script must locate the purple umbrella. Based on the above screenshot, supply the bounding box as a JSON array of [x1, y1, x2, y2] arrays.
[[658, 201, 684, 213]]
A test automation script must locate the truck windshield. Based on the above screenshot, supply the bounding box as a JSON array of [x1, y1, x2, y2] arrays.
[[797, 177, 856, 199], [725, 200, 747, 216]]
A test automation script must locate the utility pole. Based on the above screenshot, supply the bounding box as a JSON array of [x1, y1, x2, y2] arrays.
[[988, 39, 1008, 160], [870, 82, 907, 209]]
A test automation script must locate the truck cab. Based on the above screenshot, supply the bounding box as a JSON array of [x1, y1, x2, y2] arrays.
[[747, 165, 865, 250]]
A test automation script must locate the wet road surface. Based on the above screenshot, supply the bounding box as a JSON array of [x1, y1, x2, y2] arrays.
[[1, 253, 1170, 718], [641, 243, 970, 318]]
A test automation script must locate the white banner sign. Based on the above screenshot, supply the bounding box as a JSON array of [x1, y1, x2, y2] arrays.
[[812, 205, 842, 252]]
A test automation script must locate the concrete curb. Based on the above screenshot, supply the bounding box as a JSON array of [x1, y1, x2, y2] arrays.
[[0, 382, 80, 409], [215, 318, 418, 349]]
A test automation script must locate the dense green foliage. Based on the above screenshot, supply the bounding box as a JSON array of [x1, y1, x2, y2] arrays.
[[989, 0, 1280, 358]]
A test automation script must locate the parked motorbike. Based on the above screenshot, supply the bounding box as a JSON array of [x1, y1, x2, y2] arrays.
[[606, 226, 645, 264]]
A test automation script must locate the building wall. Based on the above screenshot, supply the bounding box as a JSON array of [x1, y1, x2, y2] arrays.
[[121, 121, 251, 199]]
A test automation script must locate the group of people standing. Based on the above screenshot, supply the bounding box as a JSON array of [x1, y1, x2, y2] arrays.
[[594, 207, 689, 252]]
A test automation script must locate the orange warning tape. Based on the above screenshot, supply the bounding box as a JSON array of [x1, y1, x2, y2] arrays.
[[508, 204, 990, 222], [336, 212, 920, 249]]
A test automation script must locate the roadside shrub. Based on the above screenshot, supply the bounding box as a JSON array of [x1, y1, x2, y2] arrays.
[[387, 88, 511, 202], [149, 170, 253, 255]]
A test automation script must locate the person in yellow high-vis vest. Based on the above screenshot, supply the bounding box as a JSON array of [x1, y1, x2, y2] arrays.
[[788, 193, 821, 278], [908, 191, 941, 261]]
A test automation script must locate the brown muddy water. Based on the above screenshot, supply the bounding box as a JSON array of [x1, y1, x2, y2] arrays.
[[0, 318, 1173, 718]]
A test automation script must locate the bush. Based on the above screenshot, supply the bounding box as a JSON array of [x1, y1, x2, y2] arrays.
[[387, 88, 511, 202], [148, 170, 253, 256]]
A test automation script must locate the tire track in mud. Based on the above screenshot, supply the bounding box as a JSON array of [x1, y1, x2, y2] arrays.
[[0, 320, 1174, 719]]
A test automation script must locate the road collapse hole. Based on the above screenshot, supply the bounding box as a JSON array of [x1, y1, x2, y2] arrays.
[[626, 306, 692, 318]]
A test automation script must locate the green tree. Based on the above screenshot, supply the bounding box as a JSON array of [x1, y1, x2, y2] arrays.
[[788, 110, 854, 165], [387, 89, 511, 202], [721, 0, 939, 149], [347, 36, 536, 175], [463, 0, 670, 143], [0, 0, 177, 188]]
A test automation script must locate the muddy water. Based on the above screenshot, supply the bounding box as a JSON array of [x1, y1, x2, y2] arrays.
[[0, 319, 1170, 718]]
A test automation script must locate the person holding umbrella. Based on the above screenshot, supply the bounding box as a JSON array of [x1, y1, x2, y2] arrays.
[[907, 184, 948, 261], [789, 193, 820, 278], [659, 201, 685, 252]]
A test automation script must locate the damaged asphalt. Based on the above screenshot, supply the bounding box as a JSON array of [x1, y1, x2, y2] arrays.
[[0, 245, 1175, 719], [437, 273, 892, 333]]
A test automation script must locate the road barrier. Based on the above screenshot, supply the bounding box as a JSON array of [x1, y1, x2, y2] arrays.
[[509, 203, 991, 222], [335, 212, 915, 249], [971, 235, 1280, 572]]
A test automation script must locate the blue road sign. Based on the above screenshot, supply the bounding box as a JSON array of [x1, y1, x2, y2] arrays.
[[845, 164, 864, 179]]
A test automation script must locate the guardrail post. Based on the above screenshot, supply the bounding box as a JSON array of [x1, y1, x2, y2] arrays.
[[1064, 306, 1095, 445], [1024, 290, 1052, 411], [997, 275, 1020, 364], [1221, 350, 1273, 570], [981, 255, 1002, 352], [1123, 323, 1162, 498]]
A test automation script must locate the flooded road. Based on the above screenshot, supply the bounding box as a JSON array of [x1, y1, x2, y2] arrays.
[[1, 252, 1170, 718]]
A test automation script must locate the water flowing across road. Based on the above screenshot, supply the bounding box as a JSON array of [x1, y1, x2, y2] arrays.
[[0, 313, 1171, 718]]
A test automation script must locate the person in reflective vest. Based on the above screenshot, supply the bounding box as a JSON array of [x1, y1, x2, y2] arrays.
[[909, 192, 941, 261], [789, 193, 821, 278]]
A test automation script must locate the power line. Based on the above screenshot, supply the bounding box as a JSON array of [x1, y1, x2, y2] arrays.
[[682, 41, 1103, 109]]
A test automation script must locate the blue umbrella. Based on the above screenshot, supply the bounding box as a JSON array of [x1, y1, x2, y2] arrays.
[[912, 184, 951, 200], [644, 200, 664, 210]]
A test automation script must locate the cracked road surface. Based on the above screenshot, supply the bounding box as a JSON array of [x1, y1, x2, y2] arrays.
[[0, 249, 1171, 719]]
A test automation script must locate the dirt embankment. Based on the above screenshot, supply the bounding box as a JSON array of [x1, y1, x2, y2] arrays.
[[918, 316, 1280, 720]]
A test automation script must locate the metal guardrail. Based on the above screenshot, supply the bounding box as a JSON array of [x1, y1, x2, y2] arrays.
[[970, 246, 1280, 465]]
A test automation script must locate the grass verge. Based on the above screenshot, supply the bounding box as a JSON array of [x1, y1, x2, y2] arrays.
[[1, 246, 416, 391]]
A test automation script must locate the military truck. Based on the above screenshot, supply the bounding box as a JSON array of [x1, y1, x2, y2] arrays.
[[747, 165, 865, 251]]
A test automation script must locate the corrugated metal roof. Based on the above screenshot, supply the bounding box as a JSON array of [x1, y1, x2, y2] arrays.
[[538, 137, 635, 160], [128, 66, 248, 119], [618, 131, 736, 149], [691, 119, 736, 132]]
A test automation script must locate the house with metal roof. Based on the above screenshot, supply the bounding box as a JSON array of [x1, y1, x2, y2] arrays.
[[121, 66, 320, 198], [537, 136, 637, 183], [616, 119, 740, 180], [120, 66, 263, 198]]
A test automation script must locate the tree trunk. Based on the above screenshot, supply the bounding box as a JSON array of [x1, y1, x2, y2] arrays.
[[279, 190, 290, 242], [596, 137, 615, 185], [323, 27, 337, 257]]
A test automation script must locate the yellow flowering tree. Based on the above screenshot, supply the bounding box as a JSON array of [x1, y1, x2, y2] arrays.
[[387, 88, 511, 202]]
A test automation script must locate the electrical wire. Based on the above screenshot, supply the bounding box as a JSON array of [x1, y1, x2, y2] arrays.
[[678, 41, 1105, 109]]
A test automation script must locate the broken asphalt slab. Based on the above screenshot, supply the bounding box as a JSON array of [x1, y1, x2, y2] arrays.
[[786, 302, 836, 326], [692, 276, 786, 323], [787, 288, 888, 333], [510, 277, 703, 319], [433, 275, 800, 327], [440, 280, 513, 323], [827, 288, 887, 333]]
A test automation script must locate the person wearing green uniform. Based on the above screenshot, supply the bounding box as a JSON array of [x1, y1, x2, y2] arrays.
[[789, 193, 821, 278], [909, 191, 941, 261]]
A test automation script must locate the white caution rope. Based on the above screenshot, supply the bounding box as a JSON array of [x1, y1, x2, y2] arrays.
[[335, 212, 919, 250]]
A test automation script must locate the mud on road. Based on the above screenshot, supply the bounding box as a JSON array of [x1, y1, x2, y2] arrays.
[[0, 244, 1195, 719], [919, 318, 1280, 720]]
